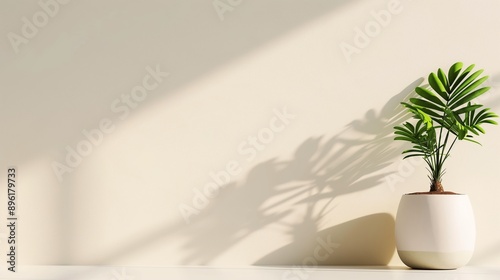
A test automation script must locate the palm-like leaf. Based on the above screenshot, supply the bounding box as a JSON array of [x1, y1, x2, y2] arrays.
[[394, 119, 435, 158], [394, 62, 498, 192]]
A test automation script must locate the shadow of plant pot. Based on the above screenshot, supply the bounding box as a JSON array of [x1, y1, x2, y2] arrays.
[[254, 213, 396, 266]]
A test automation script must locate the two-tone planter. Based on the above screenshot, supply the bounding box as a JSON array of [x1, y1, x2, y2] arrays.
[[395, 194, 475, 269]]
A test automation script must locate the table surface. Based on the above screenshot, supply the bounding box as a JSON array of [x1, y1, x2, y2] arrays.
[[1, 266, 499, 280]]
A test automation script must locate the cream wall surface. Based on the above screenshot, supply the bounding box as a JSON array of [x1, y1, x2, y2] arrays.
[[1, 0, 499, 266]]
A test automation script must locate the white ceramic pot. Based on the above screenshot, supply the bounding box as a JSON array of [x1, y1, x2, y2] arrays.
[[395, 194, 475, 269]]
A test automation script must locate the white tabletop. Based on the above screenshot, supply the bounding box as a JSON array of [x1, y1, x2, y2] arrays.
[[1, 266, 500, 280]]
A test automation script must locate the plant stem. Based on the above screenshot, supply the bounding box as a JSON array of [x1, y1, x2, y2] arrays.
[[436, 125, 443, 179], [442, 136, 458, 165], [430, 180, 444, 192], [438, 130, 451, 179]]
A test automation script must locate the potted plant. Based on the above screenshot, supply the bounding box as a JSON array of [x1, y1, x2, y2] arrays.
[[393, 62, 498, 269]]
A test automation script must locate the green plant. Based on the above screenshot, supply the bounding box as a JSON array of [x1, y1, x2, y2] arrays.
[[394, 62, 498, 192]]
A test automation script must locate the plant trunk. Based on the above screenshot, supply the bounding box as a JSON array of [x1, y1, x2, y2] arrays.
[[430, 181, 444, 192]]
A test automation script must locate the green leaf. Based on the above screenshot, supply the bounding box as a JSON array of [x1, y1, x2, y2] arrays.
[[453, 109, 465, 124], [483, 120, 498, 125], [450, 87, 490, 109], [475, 125, 485, 134], [394, 130, 411, 136], [451, 64, 475, 92], [415, 87, 446, 106], [394, 127, 411, 133], [467, 106, 475, 124], [394, 132, 414, 139], [472, 109, 498, 126], [468, 126, 480, 135], [438, 68, 449, 92], [403, 122, 415, 132], [464, 137, 482, 145], [395, 136, 415, 143], [453, 69, 484, 95], [454, 104, 482, 115], [458, 124, 467, 139], [472, 109, 487, 123], [428, 72, 448, 99], [419, 107, 442, 119], [410, 98, 444, 112], [403, 149, 427, 154], [448, 62, 463, 86], [403, 154, 427, 159], [449, 76, 488, 105]]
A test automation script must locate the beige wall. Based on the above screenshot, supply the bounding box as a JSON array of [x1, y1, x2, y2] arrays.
[[1, 0, 500, 266]]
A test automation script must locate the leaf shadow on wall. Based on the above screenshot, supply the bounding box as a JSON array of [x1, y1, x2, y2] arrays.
[[1, 0, 359, 165], [178, 78, 424, 265]]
